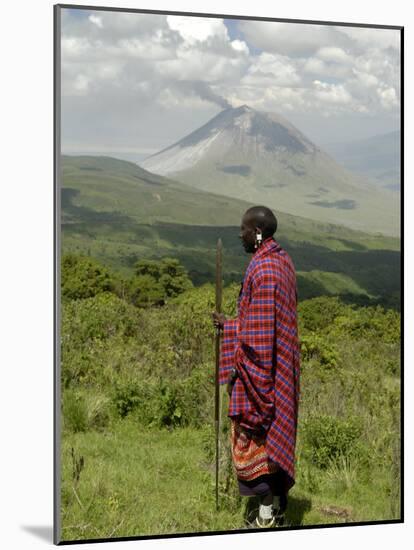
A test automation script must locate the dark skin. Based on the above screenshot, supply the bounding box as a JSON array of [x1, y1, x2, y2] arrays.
[[211, 212, 264, 394]]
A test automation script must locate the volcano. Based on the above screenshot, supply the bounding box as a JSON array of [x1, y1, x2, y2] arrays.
[[141, 105, 399, 236]]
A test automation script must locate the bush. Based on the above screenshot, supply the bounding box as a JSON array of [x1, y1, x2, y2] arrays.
[[111, 365, 213, 429], [302, 414, 363, 469], [300, 334, 339, 369], [332, 305, 400, 343], [62, 293, 140, 346], [61, 254, 115, 301], [298, 296, 345, 332], [111, 377, 150, 419]]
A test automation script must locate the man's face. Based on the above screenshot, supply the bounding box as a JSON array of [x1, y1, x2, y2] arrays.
[[239, 214, 257, 253]]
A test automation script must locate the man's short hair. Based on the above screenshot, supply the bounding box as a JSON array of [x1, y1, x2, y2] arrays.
[[244, 206, 278, 238]]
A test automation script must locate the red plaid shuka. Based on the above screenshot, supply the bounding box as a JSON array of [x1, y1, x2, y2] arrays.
[[219, 236, 300, 490]]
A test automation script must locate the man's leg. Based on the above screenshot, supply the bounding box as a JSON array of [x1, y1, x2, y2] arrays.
[[260, 492, 273, 506]]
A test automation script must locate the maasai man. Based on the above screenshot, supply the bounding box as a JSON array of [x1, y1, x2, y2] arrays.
[[212, 206, 300, 528]]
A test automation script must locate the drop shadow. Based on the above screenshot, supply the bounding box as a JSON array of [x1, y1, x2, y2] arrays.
[[20, 525, 53, 543]]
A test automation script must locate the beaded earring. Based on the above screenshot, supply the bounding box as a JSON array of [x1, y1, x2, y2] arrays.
[[255, 231, 263, 249]]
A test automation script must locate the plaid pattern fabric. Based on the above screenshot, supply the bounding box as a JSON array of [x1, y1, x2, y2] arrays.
[[230, 419, 279, 481], [219, 237, 300, 488]]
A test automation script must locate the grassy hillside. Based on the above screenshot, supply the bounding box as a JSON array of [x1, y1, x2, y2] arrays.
[[61, 155, 400, 307], [60, 284, 400, 541], [165, 150, 400, 236]]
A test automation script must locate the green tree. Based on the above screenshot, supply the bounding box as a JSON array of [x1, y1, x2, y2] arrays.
[[158, 258, 193, 298], [61, 254, 114, 301], [132, 257, 193, 304], [128, 274, 165, 307]]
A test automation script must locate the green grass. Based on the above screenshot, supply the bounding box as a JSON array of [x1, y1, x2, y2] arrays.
[[61, 419, 243, 540], [61, 416, 399, 542]]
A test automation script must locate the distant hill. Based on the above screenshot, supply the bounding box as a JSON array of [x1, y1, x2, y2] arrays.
[[61, 154, 252, 227], [323, 131, 400, 192], [141, 105, 399, 236], [61, 155, 400, 307]]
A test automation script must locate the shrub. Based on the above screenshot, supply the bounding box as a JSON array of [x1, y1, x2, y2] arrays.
[[298, 296, 345, 332], [300, 334, 339, 369], [302, 414, 363, 469], [332, 305, 400, 343], [62, 293, 140, 346], [61, 254, 115, 301], [111, 377, 148, 419], [111, 365, 214, 429]]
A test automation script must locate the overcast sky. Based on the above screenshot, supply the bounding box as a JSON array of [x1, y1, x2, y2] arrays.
[[60, 8, 401, 161]]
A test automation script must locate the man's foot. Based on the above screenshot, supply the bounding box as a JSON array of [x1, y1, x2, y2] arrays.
[[254, 502, 276, 528], [255, 514, 276, 528]]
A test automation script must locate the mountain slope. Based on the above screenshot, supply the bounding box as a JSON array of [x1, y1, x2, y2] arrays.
[[141, 105, 399, 236], [61, 154, 397, 248], [61, 155, 400, 306]]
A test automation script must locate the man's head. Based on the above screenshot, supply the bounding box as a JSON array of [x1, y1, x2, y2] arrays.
[[239, 206, 278, 253]]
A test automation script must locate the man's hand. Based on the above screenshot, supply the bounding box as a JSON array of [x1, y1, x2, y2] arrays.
[[212, 311, 226, 331]]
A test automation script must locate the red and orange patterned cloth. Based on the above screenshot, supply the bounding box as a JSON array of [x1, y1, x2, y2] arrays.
[[231, 419, 279, 481], [219, 236, 300, 490]]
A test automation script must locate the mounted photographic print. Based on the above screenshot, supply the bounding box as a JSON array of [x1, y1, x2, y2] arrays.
[[54, 3, 403, 545]]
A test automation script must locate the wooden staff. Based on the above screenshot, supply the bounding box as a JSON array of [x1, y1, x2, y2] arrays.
[[215, 238, 223, 511]]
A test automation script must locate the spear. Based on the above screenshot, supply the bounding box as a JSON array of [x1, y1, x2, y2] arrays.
[[214, 238, 223, 511]]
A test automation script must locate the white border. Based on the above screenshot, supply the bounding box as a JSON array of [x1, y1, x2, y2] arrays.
[[1, 1, 410, 549]]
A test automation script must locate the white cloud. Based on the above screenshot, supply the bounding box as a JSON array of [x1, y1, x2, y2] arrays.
[[238, 21, 344, 56], [242, 52, 301, 87], [231, 39, 249, 54], [313, 80, 352, 105], [61, 9, 401, 151], [316, 46, 351, 64], [303, 57, 326, 75], [89, 14, 103, 29], [337, 27, 400, 51], [377, 87, 399, 109], [155, 46, 247, 82], [166, 15, 228, 44], [303, 56, 351, 78]]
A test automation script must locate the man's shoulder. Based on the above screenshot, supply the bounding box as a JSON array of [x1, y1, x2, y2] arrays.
[[252, 246, 295, 276], [249, 256, 281, 283]]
